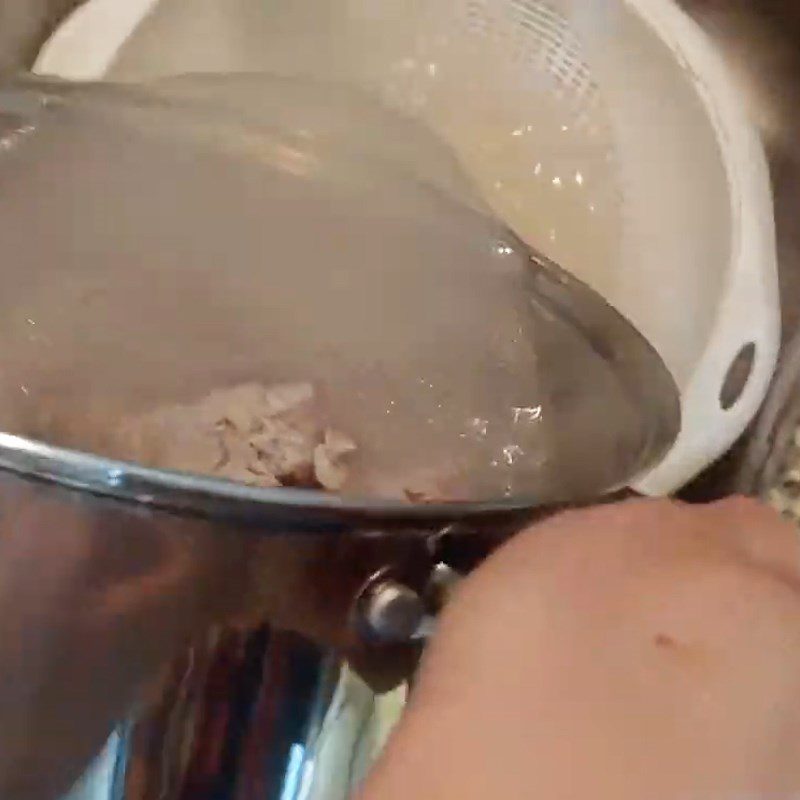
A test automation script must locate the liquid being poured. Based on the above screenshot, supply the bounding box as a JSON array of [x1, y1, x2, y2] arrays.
[[0, 78, 652, 502], [438, 99, 622, 299], [374, 58, 624, 300]]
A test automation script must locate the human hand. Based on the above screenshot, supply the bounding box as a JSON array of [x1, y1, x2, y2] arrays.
[[363, 498, 800, 800]]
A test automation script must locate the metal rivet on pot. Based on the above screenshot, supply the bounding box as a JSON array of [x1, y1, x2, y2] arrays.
[[360, 579, 426, 643]]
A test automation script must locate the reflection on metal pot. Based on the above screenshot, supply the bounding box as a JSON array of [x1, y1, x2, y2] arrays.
[[66, 627, 406, 800]]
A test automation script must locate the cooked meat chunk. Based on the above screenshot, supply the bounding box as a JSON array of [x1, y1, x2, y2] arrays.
[[116, 382, 356, 490]]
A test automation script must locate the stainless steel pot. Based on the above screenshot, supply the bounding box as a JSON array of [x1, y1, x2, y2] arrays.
[[0, 243, 678, 799], [0, 72, 680, 800]]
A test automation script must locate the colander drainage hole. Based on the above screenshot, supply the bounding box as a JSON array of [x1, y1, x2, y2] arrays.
[[720, 342, 756, 411]]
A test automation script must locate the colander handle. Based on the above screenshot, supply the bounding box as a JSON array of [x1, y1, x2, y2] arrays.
[[634, 127, 779, 496]]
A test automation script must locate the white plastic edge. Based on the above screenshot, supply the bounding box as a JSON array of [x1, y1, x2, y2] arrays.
[[34, 0, 780, 497], [34, 0, 157, 79], [625, 0, 780, 495]]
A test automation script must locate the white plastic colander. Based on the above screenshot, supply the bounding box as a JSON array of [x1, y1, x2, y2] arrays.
[[36, 0, 779, 495]]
